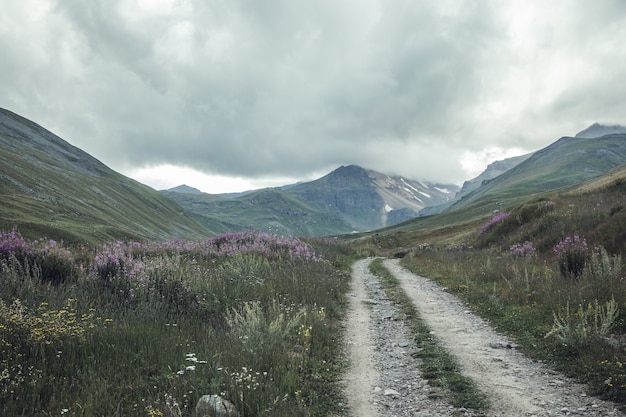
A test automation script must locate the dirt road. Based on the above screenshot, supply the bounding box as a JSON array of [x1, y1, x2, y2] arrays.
[[342, 258, 625, 417]]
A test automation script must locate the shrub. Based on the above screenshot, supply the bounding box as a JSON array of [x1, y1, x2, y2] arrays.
[[553, 235, 589, 278], [0, 227, 31, 261], [33, 252, 77, 285], [586, 247, 623, 282], [0, 228, 77, 284], [92, 241, 142, 281], [516, 199, 556, 225], [545, 298, 619, 346]]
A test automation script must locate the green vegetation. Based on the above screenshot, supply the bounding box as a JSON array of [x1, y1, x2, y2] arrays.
[[0, 230, 354, 416], [448, 134, 626, 215], [0, 109, 209, 245], [162, 188, 352, 237], [368, 259, 488, 410], [400, 247, 626, 403]]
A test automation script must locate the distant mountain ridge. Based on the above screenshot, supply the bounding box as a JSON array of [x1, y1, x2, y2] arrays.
[[164, 165, 459, 235], [420, 153, 533, 216], [456, 154, 533, 198], [420, 122, 626, 217], [442, 129, 626, 215], [0, 108, 210, 243], [4, 107, 625, 242]]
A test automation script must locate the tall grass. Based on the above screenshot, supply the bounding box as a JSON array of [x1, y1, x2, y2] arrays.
[[0, 230, 353, 416]]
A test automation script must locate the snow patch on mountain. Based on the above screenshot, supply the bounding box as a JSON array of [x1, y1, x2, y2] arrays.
[[401, 178, 419, 192]]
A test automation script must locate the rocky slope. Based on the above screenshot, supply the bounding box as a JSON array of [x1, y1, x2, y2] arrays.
[[285, 165, 458, 231]]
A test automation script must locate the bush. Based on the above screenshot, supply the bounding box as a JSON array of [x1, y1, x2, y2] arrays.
[[516, 199, 556, 225], [33, 252, 78, 285], [0, 228, 77, 285], [553, 235, 589, 278], [545, 298, 619, 346]]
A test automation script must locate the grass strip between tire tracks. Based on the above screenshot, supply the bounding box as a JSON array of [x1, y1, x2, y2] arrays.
[[368, 258, 489, 411]]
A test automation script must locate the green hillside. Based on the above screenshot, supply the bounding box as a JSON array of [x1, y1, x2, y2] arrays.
[[447, 133, 626, 217], [0, 108, 211, 244], [163, 187, 353, 236]]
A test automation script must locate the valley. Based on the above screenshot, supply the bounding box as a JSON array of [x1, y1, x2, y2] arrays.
[[3, 107, 626, 243], [3, 108, 626, 416]]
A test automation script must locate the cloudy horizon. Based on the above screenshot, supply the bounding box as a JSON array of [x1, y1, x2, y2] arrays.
[[2, 0, 625, 193]]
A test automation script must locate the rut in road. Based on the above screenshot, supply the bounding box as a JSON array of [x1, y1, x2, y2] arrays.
[[343, 259, 379, 417], [343, 258, 626, 417]]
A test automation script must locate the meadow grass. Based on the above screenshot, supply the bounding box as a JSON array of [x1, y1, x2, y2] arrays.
[[368, 258, 488, 410], [399, 189, 626, 405], [0, 230, 354, 416]]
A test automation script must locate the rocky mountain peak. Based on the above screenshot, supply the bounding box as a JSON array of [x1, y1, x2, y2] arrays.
[[288, 165, 459, 230], [322, 165, 371, 184], [167, 184, 204, 194], [575, 123, 626, 138]]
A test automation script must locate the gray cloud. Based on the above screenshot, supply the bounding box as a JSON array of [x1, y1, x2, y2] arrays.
[[1, 0, 625, 187]]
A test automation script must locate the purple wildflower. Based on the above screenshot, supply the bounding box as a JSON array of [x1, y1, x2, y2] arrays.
[[553, 235, 589, 278], [510, 241, 536, 257], [480, 212, 511, 234]]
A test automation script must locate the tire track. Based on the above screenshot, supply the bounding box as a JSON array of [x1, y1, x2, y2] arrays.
[[343, 259, 380, 417]]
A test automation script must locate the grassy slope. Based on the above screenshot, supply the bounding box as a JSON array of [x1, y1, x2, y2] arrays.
[[0, 109, 211, 245], [448, 134, 626, 215], [348, 168, 626, 257], [163, 187, 354, 236]]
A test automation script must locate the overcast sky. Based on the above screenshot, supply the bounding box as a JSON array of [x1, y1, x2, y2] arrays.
[[2, 0, 626, 193]]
